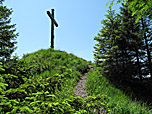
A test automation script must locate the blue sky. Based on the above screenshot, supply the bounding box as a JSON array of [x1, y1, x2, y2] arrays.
[[4, 0, 120, 61]]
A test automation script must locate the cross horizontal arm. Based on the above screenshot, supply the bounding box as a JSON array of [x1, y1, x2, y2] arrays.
[[47, 11, 58, 27]]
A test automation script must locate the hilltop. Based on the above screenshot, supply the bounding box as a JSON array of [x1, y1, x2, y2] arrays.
[[0, 49, 89, 113], [0, 48, 151, 113]]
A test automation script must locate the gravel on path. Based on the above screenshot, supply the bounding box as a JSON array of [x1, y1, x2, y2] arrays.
[[73, 65, 94, 98], [73, 73, 88, 98]]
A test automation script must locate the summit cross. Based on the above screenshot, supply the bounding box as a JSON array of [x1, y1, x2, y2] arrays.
[[47, 9, 58, 49]]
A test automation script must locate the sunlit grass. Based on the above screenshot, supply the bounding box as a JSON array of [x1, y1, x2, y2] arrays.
[[1, 48, 151, 113], [0, 48, 91, 113], [86, 67, 152, 113]]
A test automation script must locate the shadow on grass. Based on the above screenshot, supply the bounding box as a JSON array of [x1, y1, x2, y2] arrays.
[[107, 76, 152, 107]]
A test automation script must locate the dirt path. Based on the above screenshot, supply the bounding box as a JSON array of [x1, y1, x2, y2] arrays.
[[73, 73, 88, 98], [73, 65, 94, 98]]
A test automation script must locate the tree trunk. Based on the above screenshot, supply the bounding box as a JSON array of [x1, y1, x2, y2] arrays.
[[141, 18, 152, 78], [136, 48, 142, 81]]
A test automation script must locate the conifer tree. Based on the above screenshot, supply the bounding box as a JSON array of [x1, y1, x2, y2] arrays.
[[0, 0, 18, 63], [117, 1, 152, 79], [118, 3, 146, 80], [94, 2, 151, 81], [94, 9, 121, 79], [141, 17, 152, 78], [111, 0, 152, 23]]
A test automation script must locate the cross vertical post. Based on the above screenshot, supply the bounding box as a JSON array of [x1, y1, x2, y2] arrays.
[[47, 9, 58, 49], [51, 9, 54, 49]]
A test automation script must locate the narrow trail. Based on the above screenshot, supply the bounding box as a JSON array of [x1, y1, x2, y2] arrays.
[[73, 73, 88, 98], [73, 65, 94, 98]]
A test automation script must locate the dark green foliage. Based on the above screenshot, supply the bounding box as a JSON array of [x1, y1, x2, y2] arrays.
[[0, 49, 115, 113], [0, 49, 94, 113], [0, 0, 18, 63], [86, 67, 152, 113], [94, 2, 152, 81], [109, 0, 152, 23], [94, 1, 152, 112]]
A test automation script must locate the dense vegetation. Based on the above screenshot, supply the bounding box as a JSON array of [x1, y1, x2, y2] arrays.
[[1, 49, 151, 113], [0, 49, 90, 113], [1, 49, 152, 113], [94, 1, 152, 81], [0, 0, 152, 113], [95, 0, 152, 79], [93, 0, 152, 112], [110, 0, 152, 23], [1, 49, 127, 113], [0, 0, 18, 63], [86, 67, 152, 113]]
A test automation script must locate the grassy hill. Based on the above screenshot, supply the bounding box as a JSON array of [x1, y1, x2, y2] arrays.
[[0, 48, 151, 113], [0, 49, 90, 113]]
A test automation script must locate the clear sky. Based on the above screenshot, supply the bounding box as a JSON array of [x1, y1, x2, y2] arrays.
[[4, 0, 120, 62]]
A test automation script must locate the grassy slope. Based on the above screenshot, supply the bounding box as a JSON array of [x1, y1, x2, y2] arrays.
[[21, 49, 89, 99], [86, 67, 152, 113], [0, 49, 90, 113], [1, 48, 152, 113]]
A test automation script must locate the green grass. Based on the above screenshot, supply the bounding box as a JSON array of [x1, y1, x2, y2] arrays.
[[1, 48, 152, 113], [0, 48, 91, 113], [86, 67, 152, 114]]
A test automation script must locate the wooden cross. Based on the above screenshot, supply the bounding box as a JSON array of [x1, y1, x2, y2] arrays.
[[47, 9, 58, 49]]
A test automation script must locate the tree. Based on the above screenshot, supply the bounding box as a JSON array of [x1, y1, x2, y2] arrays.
[[113, 0, 152, 79], [140, 17, 152, 78], [94, 9, 121, 79], [0, 0, 18, 63], [94, 2, 151, 81], [118, 3, 146, 81], [109, 0, 152, 24]]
